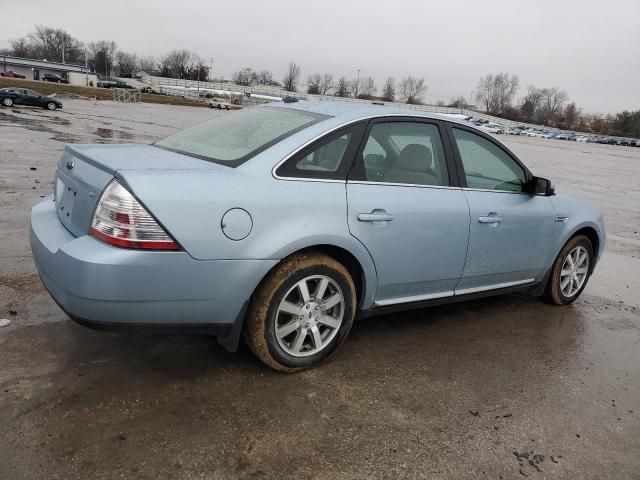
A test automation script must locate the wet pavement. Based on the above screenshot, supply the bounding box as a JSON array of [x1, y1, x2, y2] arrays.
[[1, 100, 639, 479]]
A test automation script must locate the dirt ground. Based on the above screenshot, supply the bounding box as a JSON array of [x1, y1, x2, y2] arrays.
[[1, 99, 639, 479]]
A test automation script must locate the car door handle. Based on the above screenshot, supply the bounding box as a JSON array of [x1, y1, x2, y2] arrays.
[[358, 210, 394, 222], [478, 213, 503, 224]]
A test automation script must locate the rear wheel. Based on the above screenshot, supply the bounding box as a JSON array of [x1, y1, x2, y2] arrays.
[[544, 235, 593, 305], [2, 97, 13, 107], [244, 252, 356, 372]]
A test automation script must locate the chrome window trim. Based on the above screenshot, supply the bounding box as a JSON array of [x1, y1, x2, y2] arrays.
[[461, 187, 531, 195], [271, 113, 451, 183], [348, 180, 461, 191], [454, 278, 536, 296]]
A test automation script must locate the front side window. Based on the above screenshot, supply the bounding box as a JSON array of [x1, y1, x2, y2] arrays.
[[156, 107, 328, 166], [452, 128, 526, 192], [358, 122, 449, 186]]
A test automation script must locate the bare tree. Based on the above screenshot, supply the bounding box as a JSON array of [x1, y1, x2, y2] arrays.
[[283, 62, 301, 92], [10, 25, 84, 63], [381, 77, 395, 102], [359, 77, 377, 99], [519, 85, 543, 122], [116, 51, 137, 77], [349, 77, 362, 98], [400, 76, 427, 104], [540, 87, 569, 117], [88, 40, 118, 76], [320, 74, 334, 95], [306, 73, 322, 94], [256, 70, 276, 85], [233, 67, 256, 86], [447, 95, 468, 108], [136, 55, 157, 74], [475, 73, 519, 113], [561, 102, 580, 129], [335, 76, 350, 97]]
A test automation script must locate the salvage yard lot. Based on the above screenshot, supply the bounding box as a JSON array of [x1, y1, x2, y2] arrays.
[[1, 99, 639, 479]]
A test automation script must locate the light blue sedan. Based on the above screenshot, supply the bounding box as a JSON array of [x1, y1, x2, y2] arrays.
[[30, 101, 605, 371]]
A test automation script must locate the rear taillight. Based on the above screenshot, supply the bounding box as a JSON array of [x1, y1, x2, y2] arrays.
[[90, 180, 180, 250]]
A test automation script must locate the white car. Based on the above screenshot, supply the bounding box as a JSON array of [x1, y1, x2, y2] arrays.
[[209, 99, 231, 110], [576, 135, 589, 142], [480, 124, 504, 134]]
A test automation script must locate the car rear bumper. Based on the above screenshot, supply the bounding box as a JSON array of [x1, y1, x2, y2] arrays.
[[30, 197, 277, 347]]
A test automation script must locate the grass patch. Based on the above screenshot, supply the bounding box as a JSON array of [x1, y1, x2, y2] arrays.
[[0, 78, 208, 108]]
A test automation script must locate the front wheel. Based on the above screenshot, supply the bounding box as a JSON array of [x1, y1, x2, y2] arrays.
[[544, 235, 594, 305], [46, 102, 57, 111], [2, 97, 13, 107], [244, 252, 356, 372]]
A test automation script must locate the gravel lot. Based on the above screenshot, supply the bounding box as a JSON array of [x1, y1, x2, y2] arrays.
[[1, 99, 639, 479]]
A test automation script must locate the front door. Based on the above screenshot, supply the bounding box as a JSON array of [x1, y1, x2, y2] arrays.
[[449, 126, 556, 293], [347, 119, 470, 305]]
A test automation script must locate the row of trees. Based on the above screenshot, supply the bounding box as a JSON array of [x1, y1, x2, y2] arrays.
[[470, 72, 580, 130], [4, 25, 209, 80], [237, 62, 427, 104]]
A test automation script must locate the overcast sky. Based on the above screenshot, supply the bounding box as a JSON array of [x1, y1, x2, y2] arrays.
[[2, 0, 639, 113]]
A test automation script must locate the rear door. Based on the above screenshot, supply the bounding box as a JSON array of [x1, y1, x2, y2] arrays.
[[448, 125, 556, 292], [347, 118, 470, 305]]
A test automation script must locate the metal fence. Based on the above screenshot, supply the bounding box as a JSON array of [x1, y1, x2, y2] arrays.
[[113, 88, 141, 103]]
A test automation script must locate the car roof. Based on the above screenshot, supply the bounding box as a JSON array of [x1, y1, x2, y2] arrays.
[[263, 100, 477, 130]]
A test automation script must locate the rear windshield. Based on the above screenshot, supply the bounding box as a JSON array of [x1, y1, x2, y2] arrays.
[[155, 107, 328, 166]]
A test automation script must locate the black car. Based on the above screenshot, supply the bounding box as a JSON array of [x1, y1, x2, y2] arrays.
[[42, 73, 68, 84], [0, 88, 63, 111]]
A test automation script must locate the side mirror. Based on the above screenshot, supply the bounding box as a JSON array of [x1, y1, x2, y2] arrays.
[[530, 176, 555, 196]]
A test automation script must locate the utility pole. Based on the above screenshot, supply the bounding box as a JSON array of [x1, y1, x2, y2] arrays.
[[356, 69, 360, 98], [85, 49, 88, 86], [210, 57, 213, 82]]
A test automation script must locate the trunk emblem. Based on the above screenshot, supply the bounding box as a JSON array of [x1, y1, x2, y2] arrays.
[[66, 159, 75, 170]]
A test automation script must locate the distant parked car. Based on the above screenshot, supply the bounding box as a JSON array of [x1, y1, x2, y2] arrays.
[[575, 135, 588, 142], [480, 123, 504, 134], [0, 70, 26, 79], [209, 99, 231, 110], [504, 128, 520, 135], [42, 73, 68, 84], [97, 80, 118, 88], [0, 87, 63, 110]]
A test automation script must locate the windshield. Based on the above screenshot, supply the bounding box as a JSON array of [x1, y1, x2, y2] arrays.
[[155, 107, 328, 166]]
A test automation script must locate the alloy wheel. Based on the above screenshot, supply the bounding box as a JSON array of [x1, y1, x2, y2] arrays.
[[560, 246, 589, 297], [275, 275, 344, 357]]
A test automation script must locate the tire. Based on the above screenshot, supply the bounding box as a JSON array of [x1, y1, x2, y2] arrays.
[[244, 252, 357, 372], [543, 235, 594, 305], [46, 102, 57, 111], [2, 97, 13, 107]]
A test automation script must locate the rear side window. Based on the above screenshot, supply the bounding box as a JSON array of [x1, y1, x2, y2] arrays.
[[452, 128, 526, 192], [357, 121, 450, 186], [155, 107, 328, 166], [276, 123, 366, 180]]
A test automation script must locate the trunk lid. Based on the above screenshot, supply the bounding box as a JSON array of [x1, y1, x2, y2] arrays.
[[54, 144, 220, 237]]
